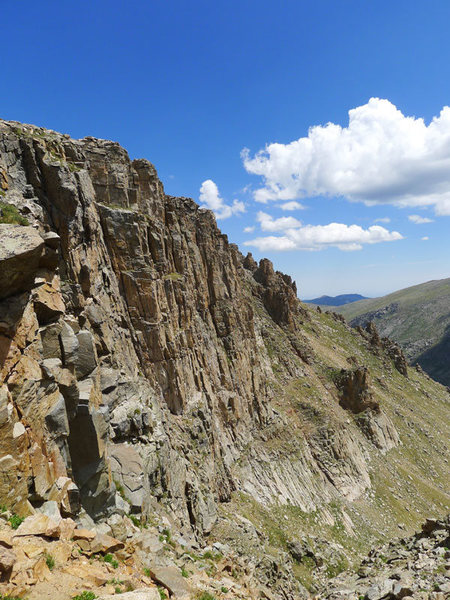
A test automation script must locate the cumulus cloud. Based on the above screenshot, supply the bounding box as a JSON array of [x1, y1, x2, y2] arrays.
[[279, 201, 306, 211], [257, 211, 303, 231], [243, 225, 255, 233], [199, 179, 246, 219], [408, 214, 434, 224], [421, 236, 429, 241], [242, 98, 450, 215], [374, 217, 391, 223], [245, 221, 403, 252]]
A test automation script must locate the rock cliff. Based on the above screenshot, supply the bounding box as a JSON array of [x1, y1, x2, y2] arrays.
[[0, 120, 449, 597]]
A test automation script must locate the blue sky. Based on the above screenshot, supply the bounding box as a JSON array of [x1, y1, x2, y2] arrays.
[[2, 0, 450, 298]]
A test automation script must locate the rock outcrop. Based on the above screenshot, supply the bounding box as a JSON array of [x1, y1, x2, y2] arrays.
[[0, 120, 449, 598]]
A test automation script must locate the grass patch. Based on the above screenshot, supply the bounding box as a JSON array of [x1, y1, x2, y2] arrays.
[[72, 593, 97, 600], [0, 202, 28, 226], [158, 588, 168, 600], [45, 552, 55, 570], [103, 553, 119, 569]]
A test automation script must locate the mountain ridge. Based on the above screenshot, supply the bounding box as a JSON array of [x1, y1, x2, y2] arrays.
[[303, 294, 369, 306], [336, 277, 450, 386], [0, 119, 449, 599]]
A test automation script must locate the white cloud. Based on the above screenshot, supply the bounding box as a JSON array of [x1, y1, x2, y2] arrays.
[[243, 225, 255, 233], [257, 211, 303, 231], [245, 221, 403, 252], [421, 236, 429, 241], [279, 201, 306, 211], [199, 179, 246, 219], [408, 214, 434, 224], [374, 217, 391, 223], [242, 98, 450, 215]]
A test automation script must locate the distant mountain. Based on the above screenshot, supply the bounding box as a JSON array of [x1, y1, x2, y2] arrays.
[[337, 277, 450, 386], [303, 293, 369, 306]]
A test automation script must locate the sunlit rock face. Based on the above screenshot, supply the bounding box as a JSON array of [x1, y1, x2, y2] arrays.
[[0, 121, 448, 600]]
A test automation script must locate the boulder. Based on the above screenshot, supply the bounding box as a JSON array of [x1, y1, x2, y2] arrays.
[[89, 532, 124, 554], [147, 564, 192, 599], [365, 579, 395, 600], [0, 224, 44, 299], [13, 514, 61, 538]]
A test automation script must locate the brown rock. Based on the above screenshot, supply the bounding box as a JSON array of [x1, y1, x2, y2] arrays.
[[72, 527, 96, 541], [0, 545, 16, 580], [62, 562, 110, 586], [89, 532, 125, 554], [13, 514, 61, 539]]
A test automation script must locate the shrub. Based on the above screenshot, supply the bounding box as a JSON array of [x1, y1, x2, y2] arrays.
[[72, 593, 97, 600]]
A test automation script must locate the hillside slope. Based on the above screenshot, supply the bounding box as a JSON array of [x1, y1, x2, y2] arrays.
[[337, 278, 450, 386], [0, 119, 449, 598]]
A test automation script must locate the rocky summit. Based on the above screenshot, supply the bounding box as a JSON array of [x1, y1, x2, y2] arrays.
[[0, 119, 449, 599]]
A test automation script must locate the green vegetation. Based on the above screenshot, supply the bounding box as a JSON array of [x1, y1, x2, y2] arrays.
[[0, 201, 29, 225], [196, 593, 217, 600], [103, 553, 119, 569], [8, 513, 24, 530], [163, 272, 183, 281], [181, 566, 189, 578], [72, 593, 97, 600], [158, 587, 168, 600], [337, 277, 450, 385], [45, 552, 55, 570], [129, 514, 147, 529]]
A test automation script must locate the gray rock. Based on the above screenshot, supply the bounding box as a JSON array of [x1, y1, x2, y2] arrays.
[[365, 579, 395, 600], [45, 393, 69, 436], [147, 565, 192, 599], [40, 320, 64, 360], [60, 321, 79, 366], [75, 329, 97, 378], [0, 224, 44, 299], [110, 443, 145, 510], [41, 230, 60, 249], [39, 500, 62, 522]]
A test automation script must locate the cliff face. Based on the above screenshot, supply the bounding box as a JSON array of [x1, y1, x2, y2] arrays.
[[0, 120, 449, 597]]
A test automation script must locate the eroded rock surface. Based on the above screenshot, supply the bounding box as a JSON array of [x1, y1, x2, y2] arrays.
[[0, 120, 449, 599]]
